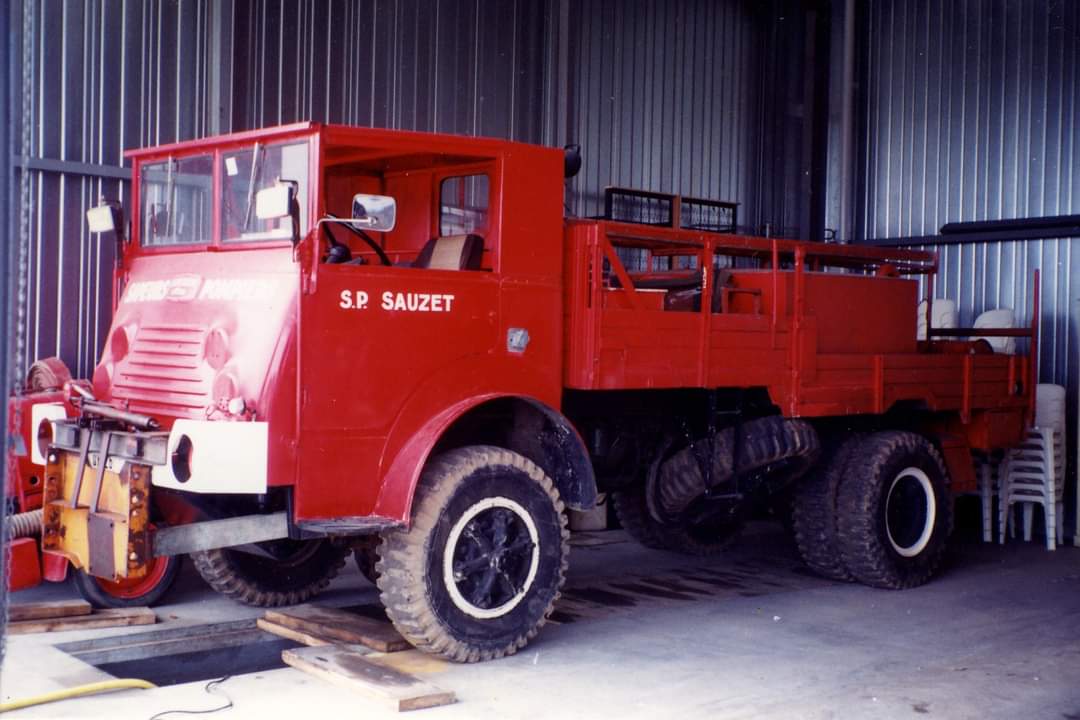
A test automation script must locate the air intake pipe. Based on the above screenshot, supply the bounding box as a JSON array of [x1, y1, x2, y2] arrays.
[[6, 508, 43, 539]]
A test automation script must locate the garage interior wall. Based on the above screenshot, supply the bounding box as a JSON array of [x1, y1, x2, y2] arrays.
[[560, 0, 821, 236], [853, 0, 1079, 534]]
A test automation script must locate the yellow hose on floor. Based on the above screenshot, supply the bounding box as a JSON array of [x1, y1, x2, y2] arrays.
[[0, 678, 157, 713]]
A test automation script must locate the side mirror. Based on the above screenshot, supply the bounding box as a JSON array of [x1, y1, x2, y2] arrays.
[[564, 144, 582, 179], [351, 194, 396, 232], [255, 183, 296, 221], [86, 202, 125, 240]]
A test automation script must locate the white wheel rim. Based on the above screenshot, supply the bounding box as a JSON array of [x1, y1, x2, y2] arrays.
[[443, 496, 541, 619], [885, 466, 937, 558]]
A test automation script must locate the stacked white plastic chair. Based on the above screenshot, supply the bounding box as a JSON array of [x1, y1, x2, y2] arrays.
[[998, 384, 1066, 550], [973, 308, 1017, 354], [916, 299, 959, 340], [973, 452, 1000, 542]]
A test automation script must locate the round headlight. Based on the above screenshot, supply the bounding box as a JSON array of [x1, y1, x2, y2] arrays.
[[204, 328, 230, 370]]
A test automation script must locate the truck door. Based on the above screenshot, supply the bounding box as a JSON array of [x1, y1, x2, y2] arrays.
[[295, 171, 501, 524]]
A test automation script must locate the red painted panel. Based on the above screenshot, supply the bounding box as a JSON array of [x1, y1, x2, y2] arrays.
[[98, 248, 300, 486], [8, 538, 42, 591], [296, 264, 562, 521]]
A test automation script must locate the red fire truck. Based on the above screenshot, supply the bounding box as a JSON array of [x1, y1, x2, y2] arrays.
[[21, 123, 1033, 662]]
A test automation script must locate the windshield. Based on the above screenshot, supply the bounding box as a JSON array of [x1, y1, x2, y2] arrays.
[[221, 141, 310, 243], [140, 154, 214, 246]]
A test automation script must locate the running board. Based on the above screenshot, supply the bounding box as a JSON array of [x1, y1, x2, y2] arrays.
[[294, 516, 404, 537]]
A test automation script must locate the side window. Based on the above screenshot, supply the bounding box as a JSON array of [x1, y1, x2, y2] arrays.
[[440, 174, 489, 236]]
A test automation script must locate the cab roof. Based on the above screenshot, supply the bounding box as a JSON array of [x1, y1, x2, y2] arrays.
[[124, 122, 554, 164]]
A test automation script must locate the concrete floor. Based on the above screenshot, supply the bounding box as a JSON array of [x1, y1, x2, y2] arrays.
[[4, 517, 1080, 719]]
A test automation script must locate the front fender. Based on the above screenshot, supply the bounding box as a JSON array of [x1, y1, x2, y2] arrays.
[[371, 354, 587, 523]]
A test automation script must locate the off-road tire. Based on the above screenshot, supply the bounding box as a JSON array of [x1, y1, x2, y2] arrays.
[[353, 536, 381, 585], [835, 432, 952, 589], [192, 539, 348, 607], [376, 446, 569, 663], [658, 417, 819, 516], [72, 554, 182, 608], [791, 436, 863, 582], [611, 484, 739, 555]]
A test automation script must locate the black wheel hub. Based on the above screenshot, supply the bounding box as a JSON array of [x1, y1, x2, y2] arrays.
[[887, 473, 929, 551], [450, 507, 535, 611]]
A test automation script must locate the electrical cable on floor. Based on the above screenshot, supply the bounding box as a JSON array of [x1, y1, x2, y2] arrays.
[[0, 679, 157, 713], [148, 676, 234, 720]]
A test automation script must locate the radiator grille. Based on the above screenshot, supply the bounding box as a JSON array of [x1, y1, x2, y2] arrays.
[[111, 324, 209, 417]]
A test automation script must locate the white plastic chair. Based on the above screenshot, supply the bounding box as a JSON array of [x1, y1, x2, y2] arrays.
[[916, 299, 958, 340], [974, 452, 1000, 543], [973, 308, 1016, 354], [998, 384, 1066, 550]]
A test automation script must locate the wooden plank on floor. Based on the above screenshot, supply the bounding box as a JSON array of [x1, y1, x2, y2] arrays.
[[265, 605, 410, 653], [257, 618, 334, 647], [282, 646, 455, 712], [366, 649, 452, 677], [7, 607, 156, 635], [8, 599, 93, 622]]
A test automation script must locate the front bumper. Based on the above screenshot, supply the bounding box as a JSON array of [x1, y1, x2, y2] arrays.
[[42, 426, 163, 581], [42, 418, 276, 581]]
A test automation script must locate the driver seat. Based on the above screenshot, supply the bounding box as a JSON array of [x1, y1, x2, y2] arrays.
[[413, 234, 484, 270]]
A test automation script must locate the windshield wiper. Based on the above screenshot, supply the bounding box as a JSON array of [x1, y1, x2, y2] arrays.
[[164, 158, 175, 238], [242, 143, 265, 231]]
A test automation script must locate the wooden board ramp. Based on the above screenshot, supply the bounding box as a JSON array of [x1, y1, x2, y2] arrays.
[[264, 605, 410, 653], [282, 646, 455, 712], [8, 599, 92, 622], [257, 617, 336, 647], [7, 607, 156, 635]]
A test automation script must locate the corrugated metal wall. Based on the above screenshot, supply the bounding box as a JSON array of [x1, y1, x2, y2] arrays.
[[230, 0, 549, 141], [562, 0, 817, 235], [856, 0, 1080, 532], [856, 0, 1079, 239], [13, 0, 216, 379], [855, 0, 1079, 391]]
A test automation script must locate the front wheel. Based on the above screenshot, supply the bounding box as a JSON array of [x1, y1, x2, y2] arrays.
[[72, 554, 182, 608], [377, 446, 569, 663], [192, 539, 348, 607]]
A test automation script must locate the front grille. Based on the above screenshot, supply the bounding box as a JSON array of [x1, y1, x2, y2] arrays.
[[111, 324, 210, 418]]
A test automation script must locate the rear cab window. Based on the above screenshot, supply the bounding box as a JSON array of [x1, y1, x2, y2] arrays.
[[439, 174, 489, 236]]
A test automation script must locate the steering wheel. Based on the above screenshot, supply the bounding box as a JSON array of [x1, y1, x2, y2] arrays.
[[324, 213, 393, 266]]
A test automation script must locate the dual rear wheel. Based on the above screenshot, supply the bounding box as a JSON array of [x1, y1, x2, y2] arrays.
[[793, 431, 952, 589]]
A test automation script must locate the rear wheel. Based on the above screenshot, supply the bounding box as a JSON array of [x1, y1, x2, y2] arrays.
[[192, 539, 348, 607], [835, 432, 952, 589], [72, 554, 182, 608], [377, 446, 569, 663], [792, 436, 862, 581]]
